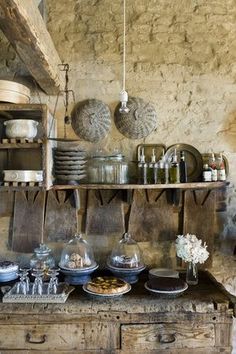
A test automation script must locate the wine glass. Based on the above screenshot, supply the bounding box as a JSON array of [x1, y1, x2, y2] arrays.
[[32, 269, 44, 295], [47, 268, 59, 295]]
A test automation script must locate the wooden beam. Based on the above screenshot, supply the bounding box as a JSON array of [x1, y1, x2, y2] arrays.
[[0, 0, 64, 94]]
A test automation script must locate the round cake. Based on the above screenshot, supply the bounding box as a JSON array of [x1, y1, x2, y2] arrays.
[[0, 261, 18, 274], [147, 276, 186, 292], [86, 276, 129, 294]]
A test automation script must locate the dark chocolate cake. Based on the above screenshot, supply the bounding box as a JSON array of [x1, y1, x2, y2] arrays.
[[147, 276, 186, 291]]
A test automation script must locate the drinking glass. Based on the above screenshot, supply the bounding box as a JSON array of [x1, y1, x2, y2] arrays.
[[32, 269, 44, 295], [47, 268, 59, 295]]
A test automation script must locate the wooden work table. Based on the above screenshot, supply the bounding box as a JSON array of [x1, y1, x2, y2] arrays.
[[0, 271, 235, 353]]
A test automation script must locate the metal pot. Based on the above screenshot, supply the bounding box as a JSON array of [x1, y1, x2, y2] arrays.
[[4, 119, 38, 139]]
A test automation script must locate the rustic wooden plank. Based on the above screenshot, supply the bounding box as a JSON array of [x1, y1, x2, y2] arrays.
[[0, 0, 63, 94], [215, 323, 232, 347], [129, 189, 179, 242], [44, 190, 77, 242], [85, 190, 125, 235], [52, 182, 226, 190], [183, 190, 216, 268], [11, 191, 46, 252], [0, 191, 14, 216], [121, 323, 215, 350], [0, 143, 42, 149]]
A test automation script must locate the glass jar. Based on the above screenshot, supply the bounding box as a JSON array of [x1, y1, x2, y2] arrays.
[[87, 156, 105, 183], [104, 154, 128, 184], [59, 234, 96, 270], [30, 243, 55, 272]]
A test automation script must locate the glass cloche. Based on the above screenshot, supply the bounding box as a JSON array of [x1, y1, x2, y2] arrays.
[[59, 234, 96, 270], [59, 234, 98, 285], [30, 243, 55, 272], [108, 233, 144, 269]]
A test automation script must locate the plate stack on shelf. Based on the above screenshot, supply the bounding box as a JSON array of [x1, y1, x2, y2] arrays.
[[53, 146, 87, 184]]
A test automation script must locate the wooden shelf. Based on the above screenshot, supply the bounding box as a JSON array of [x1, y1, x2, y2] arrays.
[[0, 143, 42, 149], [52, 181, 226, 190], [0, 186, 45, 191]]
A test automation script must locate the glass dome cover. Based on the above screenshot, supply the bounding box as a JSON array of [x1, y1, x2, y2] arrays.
[[60, 234, 96, 270], [108, 232, 144, 269]]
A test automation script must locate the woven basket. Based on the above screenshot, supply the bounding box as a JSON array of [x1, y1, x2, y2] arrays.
[[71, 99, 111, 143], [114, 97, 157, 139]]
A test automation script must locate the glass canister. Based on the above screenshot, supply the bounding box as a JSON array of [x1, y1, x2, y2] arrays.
[[30, 243, 55, 272], [87, 156, 105, 183], [104, 154, 128, 184]]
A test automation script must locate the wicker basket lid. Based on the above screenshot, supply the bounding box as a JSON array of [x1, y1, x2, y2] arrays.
[[71, 99, 111, 143], [114, 97, 157, 139]]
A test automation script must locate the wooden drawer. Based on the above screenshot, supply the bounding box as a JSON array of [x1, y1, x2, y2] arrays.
[[0, 323, 118, 351], [121, 322, 215, 350]]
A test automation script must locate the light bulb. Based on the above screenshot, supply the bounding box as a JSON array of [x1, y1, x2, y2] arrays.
[[119, 89, 130, 114]]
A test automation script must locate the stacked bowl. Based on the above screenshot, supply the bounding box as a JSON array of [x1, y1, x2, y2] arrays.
[[53, 146, 87, 184]]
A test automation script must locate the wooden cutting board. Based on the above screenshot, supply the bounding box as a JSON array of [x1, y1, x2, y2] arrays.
[[128, 189, 179, 242], [0, 191, 14, 216], [44, 190, 77, 242], [12, 191, 46, 253], [183, 189, 216, 268], [85, 190, 125, 235]]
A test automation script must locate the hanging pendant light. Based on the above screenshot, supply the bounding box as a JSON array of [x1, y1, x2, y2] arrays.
[[119, 0, 130, 114]]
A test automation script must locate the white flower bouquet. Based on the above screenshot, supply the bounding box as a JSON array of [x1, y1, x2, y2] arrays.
[[175, 233, 209, 264]]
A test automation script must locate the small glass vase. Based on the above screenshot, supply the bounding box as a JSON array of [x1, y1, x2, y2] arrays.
[[186, 262, 198, 285]]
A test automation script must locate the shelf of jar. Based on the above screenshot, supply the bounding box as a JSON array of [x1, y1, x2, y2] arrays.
[[52, 181, 226, 190], [0, 142, 43, 149]]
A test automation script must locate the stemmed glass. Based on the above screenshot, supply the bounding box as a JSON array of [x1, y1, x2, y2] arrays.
[[16, 269, 30, 295], [47, 268, 59, 295], [32, 269, 44, 295]]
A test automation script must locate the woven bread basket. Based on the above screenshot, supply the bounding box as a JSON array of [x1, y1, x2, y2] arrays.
[[114, 97, 157, 139], [71, 99, 111, 143]]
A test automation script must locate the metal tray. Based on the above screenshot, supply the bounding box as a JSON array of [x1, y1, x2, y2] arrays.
[[164, 143, 203, 182], [137, 144, 166, 162], [2, 282, 74, 303]]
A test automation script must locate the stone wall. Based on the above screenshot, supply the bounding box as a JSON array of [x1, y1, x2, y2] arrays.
[[0, 0, 235, 293]]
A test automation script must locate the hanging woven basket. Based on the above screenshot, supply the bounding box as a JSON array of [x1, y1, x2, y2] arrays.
[[71, 99, 111, 143], [114, 97, 157, 139]]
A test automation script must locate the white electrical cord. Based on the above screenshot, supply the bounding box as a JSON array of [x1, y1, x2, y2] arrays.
[[119, 0, 130, 113]]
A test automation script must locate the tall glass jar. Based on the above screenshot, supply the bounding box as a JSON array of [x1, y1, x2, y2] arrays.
[[104, 154, 128, 184]]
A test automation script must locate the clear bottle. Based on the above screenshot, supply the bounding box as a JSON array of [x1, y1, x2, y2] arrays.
[[179, 150, 187, 183], [147, 149, 156, 184], [217, 153, 226, 181], [165, 161, 169, 183], [156, 156, 166, 184], [169, 149, 180, 183], [138, 148, 147, 184], [202, 164, 212, 182], [209, 153, 217, 182]]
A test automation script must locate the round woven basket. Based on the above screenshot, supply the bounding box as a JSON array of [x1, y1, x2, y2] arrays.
[[71, 99, 111, 143], [114, 97, 157, 139]]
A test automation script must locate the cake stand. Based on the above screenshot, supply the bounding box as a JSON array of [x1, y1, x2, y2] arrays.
[[59, 263, 98, 285], [107, 263, 145, 284]]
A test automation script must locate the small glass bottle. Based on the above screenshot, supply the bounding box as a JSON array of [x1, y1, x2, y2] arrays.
[[165, 161, 169, 183], [209, 153, 217, 182], [156, 157, 165, 184], [138, 148, 147, 184], [169, 149, 180, 183], [217, 153, 226, 181], [202, 164, 212, 182], [147, 149, 156, 184], [179, 151, 187, 183]]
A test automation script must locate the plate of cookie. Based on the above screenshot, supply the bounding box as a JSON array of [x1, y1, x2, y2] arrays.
[[83, 276, 131, 297]]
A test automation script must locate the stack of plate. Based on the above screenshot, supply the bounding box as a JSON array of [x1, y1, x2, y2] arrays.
[[53, 147, 87, 184]]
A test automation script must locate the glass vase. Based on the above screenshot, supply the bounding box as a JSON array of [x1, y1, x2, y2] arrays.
[[186, 261, 198, 285]]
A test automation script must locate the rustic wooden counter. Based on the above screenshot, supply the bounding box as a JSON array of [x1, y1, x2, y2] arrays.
[[0, 271, 235, 353]]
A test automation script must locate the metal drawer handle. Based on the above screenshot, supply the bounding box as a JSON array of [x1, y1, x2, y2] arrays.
[[26, 333, 47, 344], [159, 334, 176, 344]]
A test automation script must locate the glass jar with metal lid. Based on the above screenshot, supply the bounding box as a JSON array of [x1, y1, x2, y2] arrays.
[[30, 243, 55, 272], [87, 153, 128, 184]]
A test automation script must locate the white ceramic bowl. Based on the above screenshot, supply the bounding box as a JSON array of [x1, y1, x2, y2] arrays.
[[4, 119, 38, 139]]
